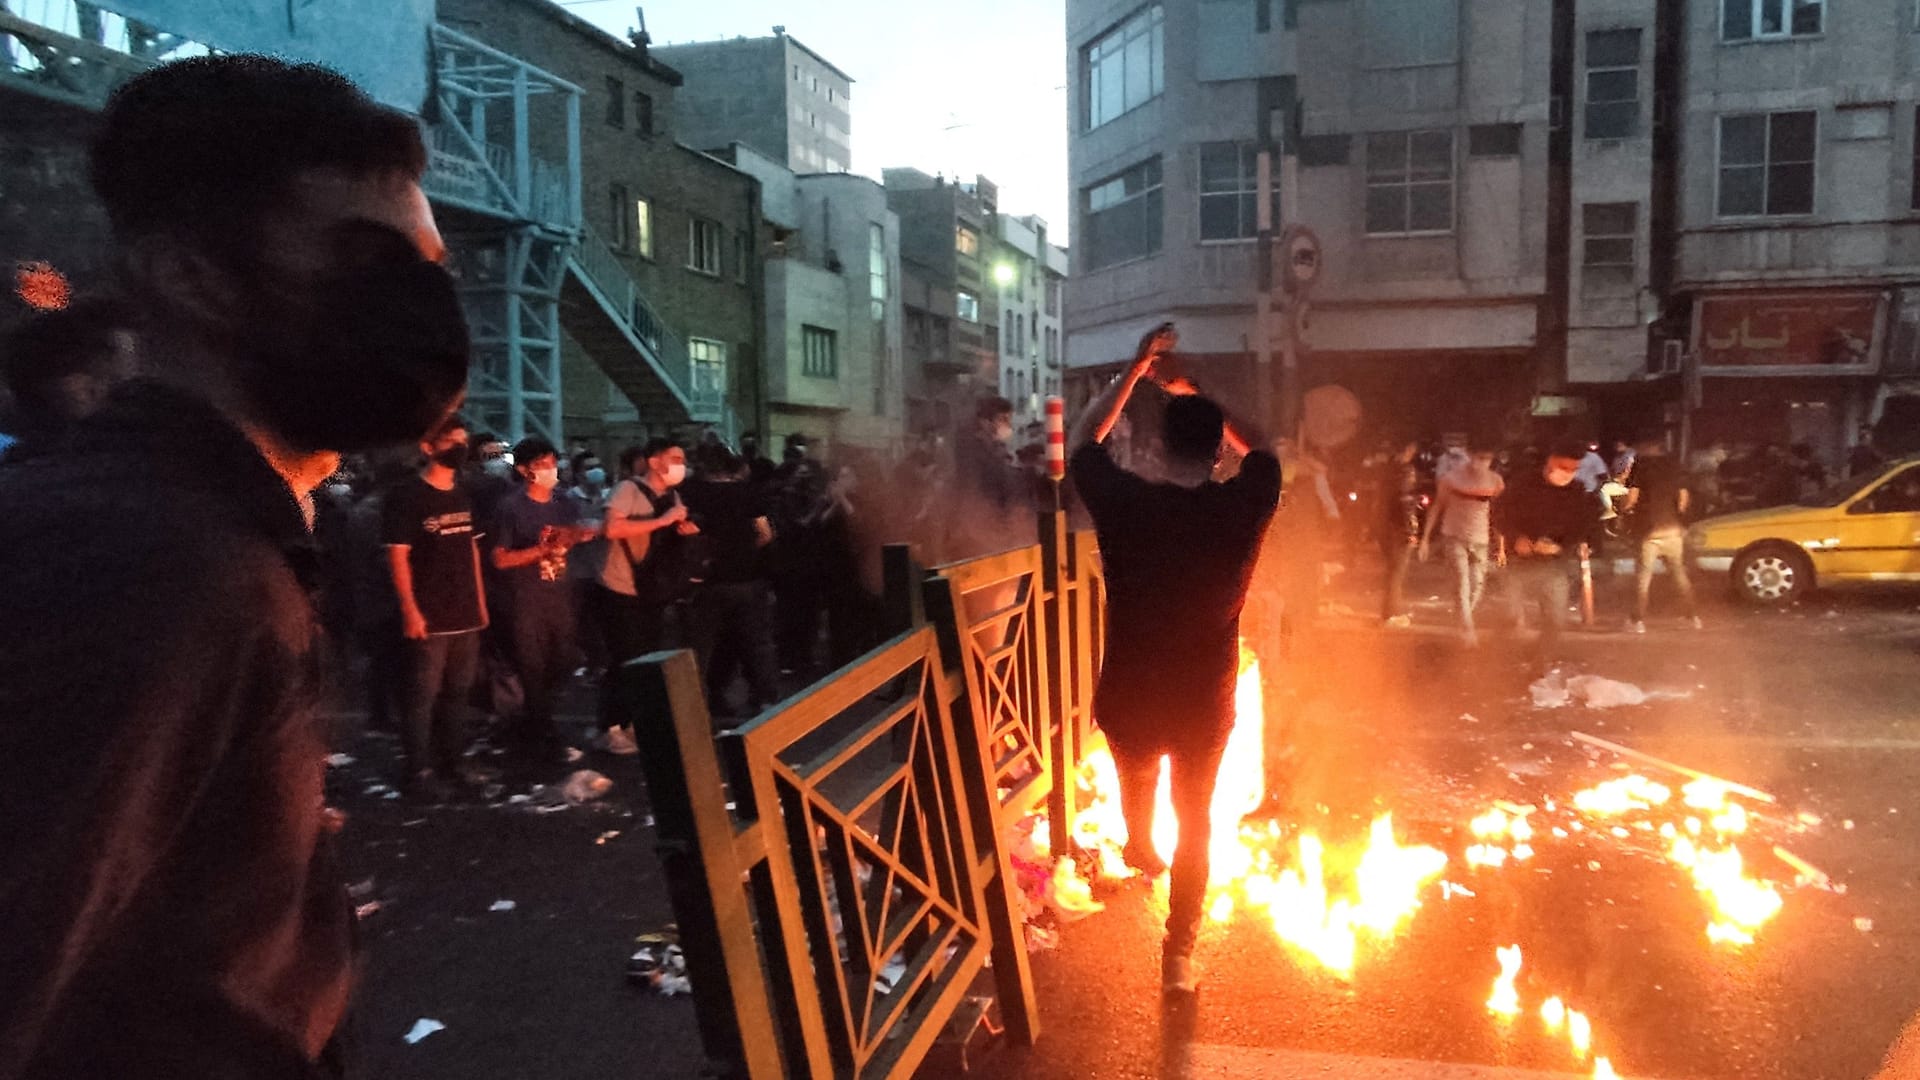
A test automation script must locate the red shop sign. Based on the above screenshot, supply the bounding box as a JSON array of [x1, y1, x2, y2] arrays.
[[1695, 291, 1881, 368]]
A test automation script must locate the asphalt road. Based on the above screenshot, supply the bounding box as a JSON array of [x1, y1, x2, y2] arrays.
[[325, 562, 1920, 1080]]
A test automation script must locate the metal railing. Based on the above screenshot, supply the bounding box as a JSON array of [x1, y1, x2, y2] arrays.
[[621, 510, 1109, 1078], [0, 0, 210, 110], [568, 217, 727, 423]]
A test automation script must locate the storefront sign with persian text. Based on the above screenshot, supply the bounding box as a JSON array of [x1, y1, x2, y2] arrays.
[[1695, 292, 1881, 369]]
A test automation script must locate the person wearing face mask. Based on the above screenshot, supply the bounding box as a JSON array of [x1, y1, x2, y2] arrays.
[[383, 416, 494, 798], [1494, 439, 1603, 658], [0, 57, 469, 1079], [568, 449, 610, 513], [590, 438, 700, 754], [490, 436, 597, 762]]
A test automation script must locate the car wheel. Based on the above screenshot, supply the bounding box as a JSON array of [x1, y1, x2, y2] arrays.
[[1733, 545, 1811, 606]]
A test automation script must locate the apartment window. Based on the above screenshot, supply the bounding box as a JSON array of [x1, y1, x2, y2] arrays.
[[1298, 134, 1351, 166], [1585, 29, 1641, 139], [688, 218, 724, 274], [1084, 4, 1165, 130], [1045, 278, 1060, 317], [1365, 130, 1454, 234], [1199, 142, 1278, 242], [1082, 156, 1164, 270], [1015, 313, 1026, 350], [1362, 0, 1457, 68], [733, 233, 749, 283], [634, 92, 655, 136], [1256, 0, 1273, 32], [1717, 111, 1815, 217], [868, 223, 888, 321], [605, 77, 625, 128], [1002, 311, 1014, 354], [1722, 0, 1822, 40], [634, 197, 653, 259], [957, 290, 980, 323], [610, 184, 633, 250], [802, 325, 838, 378], [956, 225, 980, 256], [1581, 203, 1637, 290], [1468, 123, 1522, 157], [689, 338, 727, 401]]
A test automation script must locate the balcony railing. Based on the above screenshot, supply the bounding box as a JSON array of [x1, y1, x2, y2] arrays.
[[422, 23, 580, 234], [0, 0, 211, 110]]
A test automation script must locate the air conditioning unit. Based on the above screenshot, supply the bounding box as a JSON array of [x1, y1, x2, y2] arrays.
[[1656, 339, 1684, 376]]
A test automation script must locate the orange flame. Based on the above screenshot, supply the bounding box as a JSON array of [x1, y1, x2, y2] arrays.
[[1486, 944, 1522, 1018]]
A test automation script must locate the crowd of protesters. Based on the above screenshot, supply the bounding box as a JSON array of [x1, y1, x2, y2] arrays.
[[286, 392, 1056, 797]]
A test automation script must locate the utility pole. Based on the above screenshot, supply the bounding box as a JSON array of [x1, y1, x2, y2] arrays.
[[1276, 149, 1303, 438], [1254, 149, 1276, 431]]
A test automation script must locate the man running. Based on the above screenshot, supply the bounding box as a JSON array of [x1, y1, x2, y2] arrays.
[[1069, 323, 1281, 995]]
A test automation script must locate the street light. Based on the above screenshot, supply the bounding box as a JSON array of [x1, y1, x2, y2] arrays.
[[992, 263, 1015, 287]]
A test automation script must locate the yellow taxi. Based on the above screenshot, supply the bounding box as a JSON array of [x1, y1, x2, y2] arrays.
[[1689, 458, 1920, 605]]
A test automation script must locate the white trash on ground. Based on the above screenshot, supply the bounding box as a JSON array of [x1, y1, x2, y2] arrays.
[[1531, 671, 1689, 710], [562, 770, 614, 804], [1046, 856, 1104, 921], [488, 899, 516, 913], [403, 1018, 444, 1045]]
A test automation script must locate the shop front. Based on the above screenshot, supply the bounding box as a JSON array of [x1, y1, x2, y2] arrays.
[[1687, 289, 1887, 470]]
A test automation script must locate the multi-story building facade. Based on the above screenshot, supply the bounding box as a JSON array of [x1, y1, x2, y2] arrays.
[[993, 214, 1070, 434], [886, 168, 1004, 435], [721, 143, 906, 457], [653, 32, 853, 174], [1657, 0, 1920, 463], [438, 0, 765, 452], [1065, 0, 1562, 445]]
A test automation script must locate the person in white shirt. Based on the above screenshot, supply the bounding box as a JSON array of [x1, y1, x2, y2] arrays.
[[1420, 442, 1507, 646]]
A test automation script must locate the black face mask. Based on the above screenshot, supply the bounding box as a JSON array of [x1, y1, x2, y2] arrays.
[[432, 443, 470, 469], [234, 223, 472, 454]]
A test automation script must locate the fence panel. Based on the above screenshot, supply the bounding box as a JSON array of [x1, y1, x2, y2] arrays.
[[622, 627, 1036, 1079], [921, 545, 1054, 832]]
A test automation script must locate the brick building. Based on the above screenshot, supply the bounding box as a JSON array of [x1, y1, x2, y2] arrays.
[[437, 0, 766, 454]]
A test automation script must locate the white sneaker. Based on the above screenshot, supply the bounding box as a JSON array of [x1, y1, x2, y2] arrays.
[[1627, 620, 1647, 634], [596, 726, 638, 756]]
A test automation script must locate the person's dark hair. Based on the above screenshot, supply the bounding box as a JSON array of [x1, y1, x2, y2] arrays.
[[90, 56, 426, 249], [513, 436, 557, 469], [428, 413, 469, 441], [1547, 438, 1588, 463], [977, 396, 1014, 424], [1, 296, 135, 424], [618, 444, 645, 474], [570, 449, 597, 475], [642, 436, 681, 463], [1468, 434, 1500, 455], [1164, 395, 1226, 464]]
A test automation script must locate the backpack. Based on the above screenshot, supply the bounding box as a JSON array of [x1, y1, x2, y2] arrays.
[[619, 481, 700, 605]]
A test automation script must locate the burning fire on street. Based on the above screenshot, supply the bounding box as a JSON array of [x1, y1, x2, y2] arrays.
[[1023, 644, 1847, 1079]]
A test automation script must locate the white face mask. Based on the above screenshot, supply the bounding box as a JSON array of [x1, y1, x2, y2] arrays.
[[532, 466, 559, 489], [664, 462, 688, 487]]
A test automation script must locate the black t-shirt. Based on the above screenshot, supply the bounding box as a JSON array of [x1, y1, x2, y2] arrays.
[[490, 488, 583, 608], [1628, 455, 1687, 534], [382, 475, 486, 633], [684, 478, 769, 584], [1073, 443, 1282, 748], [1496, 470, 1600, 559]]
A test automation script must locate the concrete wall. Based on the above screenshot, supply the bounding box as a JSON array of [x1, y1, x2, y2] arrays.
[[1675, 0, 1920, 286], [652, 35, 852, 173], [106, 0, 432, 109]]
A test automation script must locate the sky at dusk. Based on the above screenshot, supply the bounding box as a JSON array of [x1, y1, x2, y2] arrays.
[[567, 0, 1073, 243]]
